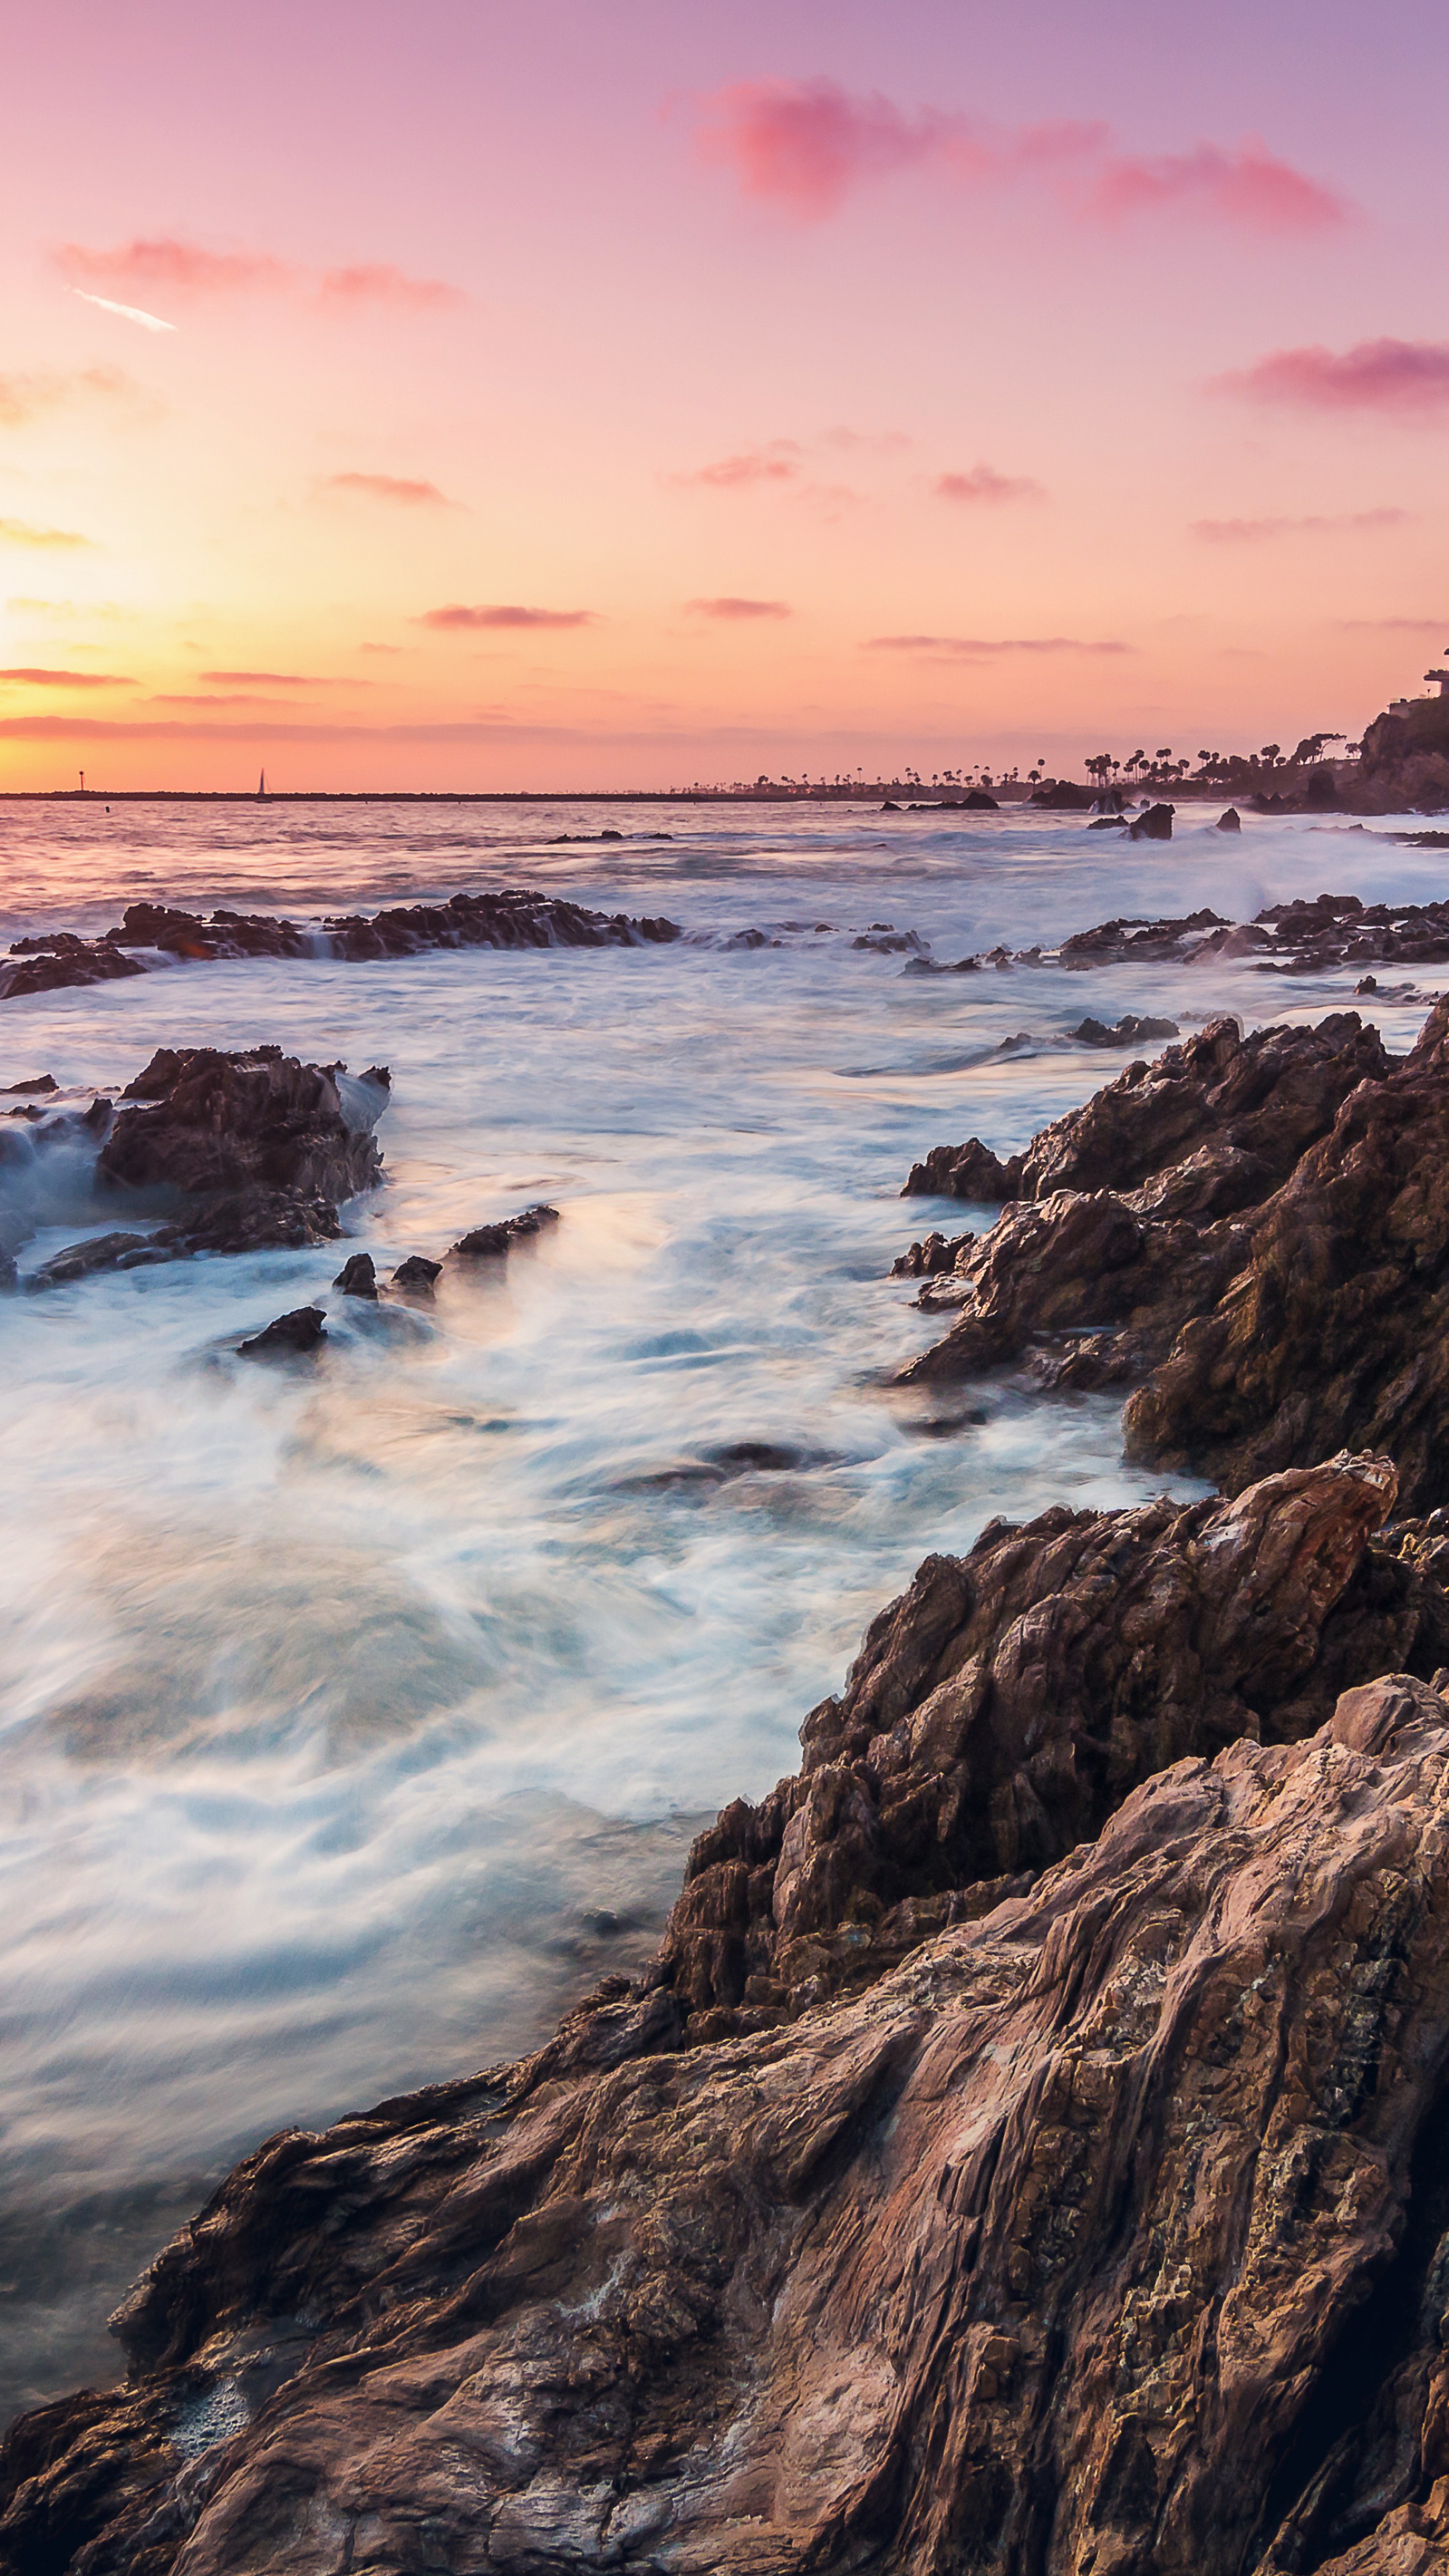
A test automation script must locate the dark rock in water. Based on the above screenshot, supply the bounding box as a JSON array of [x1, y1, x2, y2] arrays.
[[960, 788, 998, 809], [891, 1228, 975, 1277], [1127, 800, 1175, 841], [13, 1466, 1449, 2576], [237, 1305, 327, 1360], [1217, 805, 1242, 830], [332, 1251, 378, 1299], [391, 1253, 441, 1292], [30, 1049, 386, 1287], [0, 936, 146, 1002], [880, 797, 900, 810], [1056, 905, 1227, 967], [1, 1074, 58, 1094], [100, 1046, 382, 1205], [1071, 1012, 1180, 1047], [28, 1231, 164, 1287], [1087, 812, 1126, 828], [1029, 779, 1093, 808], [702, 1439, 818, 1473], [904, 1134, 1023, 1202], [852, 928, 927, 955], [450, 1203, 559, 1258], [1, 892, 682, 1002]]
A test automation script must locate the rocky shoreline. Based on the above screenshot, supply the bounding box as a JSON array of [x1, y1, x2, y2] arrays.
[[11, 983, 1449, 2569]]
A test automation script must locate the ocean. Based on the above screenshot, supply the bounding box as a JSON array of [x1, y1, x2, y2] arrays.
[[0, 792, 1441, 2420]]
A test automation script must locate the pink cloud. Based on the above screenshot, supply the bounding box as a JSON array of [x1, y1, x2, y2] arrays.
[[324, 472, 456, 506], [318, 264, 463, 311], [417, 604, 596, 630], [1090, 140, 1348, 233], [1193, 507, 1409, 541], [201, 669, 318, 684], [1340, 616, 1449, 631], [55, 239, 463, 313], [686, 596, 791, 619], [934, 466, 1044, 506], [1215, 339, 1449, 415], [865, 634, 1130, 656], [677, 441, 802, 488], [56, 237, 290, 293], [694, 81, 1345, 238], [0, 666, 133, 686], [696, 80, 949, 219]]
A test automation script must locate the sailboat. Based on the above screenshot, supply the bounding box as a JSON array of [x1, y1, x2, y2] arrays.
[[258, 769, 266, 800]]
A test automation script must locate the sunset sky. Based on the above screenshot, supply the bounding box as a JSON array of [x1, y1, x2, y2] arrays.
[[2, 0, 1446, 791]]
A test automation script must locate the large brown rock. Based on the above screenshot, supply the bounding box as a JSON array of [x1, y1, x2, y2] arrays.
[[658, 1452, 1449, 2034], [900, 1002, 1449, 1514], [98, 1048, 383, 1205], [9, 1667, 1449, 2574]]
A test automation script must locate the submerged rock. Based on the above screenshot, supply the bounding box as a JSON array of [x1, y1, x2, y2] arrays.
[[450, 1203, 560, 1258], [1217, 805, 1242, 830], [391, 1254, 441, 1293], [1, 1074, 58, 1094], [1070, 1011, 1180, 1046], [237, 1305, 327, 1360]]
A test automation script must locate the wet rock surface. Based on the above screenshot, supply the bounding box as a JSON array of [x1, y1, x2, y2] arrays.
[[900, 1002, 1449, 1513], [911, 887, 1449, 980], [21, 1048, 388, 1287], [449, 1204, 560, 1259], [236, 1305, 327, 1360], [11, 1635, 1449, 2573], [1, 890, 682, 1002]]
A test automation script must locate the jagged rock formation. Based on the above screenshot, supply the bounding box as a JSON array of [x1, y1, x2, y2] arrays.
[[657, 1454, 1449, 2035], [899, 1003, 1449, 1513], [1, 891, 682, 1002], [8, 1652, 1449, 2573], [21, 1049, 388, 1287], [909, 890, 1449, 979]]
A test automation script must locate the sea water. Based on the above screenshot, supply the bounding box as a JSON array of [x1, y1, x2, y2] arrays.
[[0, 795, 1442, 2419]]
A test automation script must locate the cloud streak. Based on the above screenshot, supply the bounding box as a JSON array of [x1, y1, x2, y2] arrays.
[[0, 367, 139, 426], [1193, 507, 1409, 541], [864, 634, 1130, 656], [0, 519, 95, 550], [71, 289, 175, 334], [324, 472, 456, 506], [694, 80, 1348, 235], [686, 596, 791, 619], [1216, 339, 1449, 415], [0, 667, 133, 686], [417, 604, 596, 630], [934, 465, 1044, 506]]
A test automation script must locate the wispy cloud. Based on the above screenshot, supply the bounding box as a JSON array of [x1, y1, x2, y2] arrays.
[[0, 666, 133, 686], [417, 604, 596, 630], [694, 80, 1348, 234], [150, 692, 297, 706], [686, 596, 792, 619], [56, 237, 463, 321], [0, 366, 140, 425], [317, 264, 463, 311], [0, 519, 95, 550], [865, 633, 1131, 656], [676, 440, 802, 489], [934, 465, 1044, 506], [1215, 339, 1449, 415], [70, 289, 175, 334], [1193, 506, 1409, 541], [1338, 616, 1449, 632], [323, 472, 457, 506], [200, 668, 320, 685]]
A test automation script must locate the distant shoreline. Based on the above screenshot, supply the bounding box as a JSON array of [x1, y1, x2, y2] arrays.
[[0, 784, 1226, 806]]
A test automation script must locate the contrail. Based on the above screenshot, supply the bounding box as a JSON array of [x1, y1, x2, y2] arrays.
[[71, 287, 176, 333]]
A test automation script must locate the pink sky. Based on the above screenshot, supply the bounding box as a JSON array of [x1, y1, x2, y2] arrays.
[[1, 0, 1445, 790]]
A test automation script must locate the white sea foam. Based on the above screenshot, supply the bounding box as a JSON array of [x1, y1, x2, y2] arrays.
[[0, 794, 1442, 2416]]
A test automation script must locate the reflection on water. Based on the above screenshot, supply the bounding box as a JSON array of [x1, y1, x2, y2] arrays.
[[0, 795, 1440, 2420]]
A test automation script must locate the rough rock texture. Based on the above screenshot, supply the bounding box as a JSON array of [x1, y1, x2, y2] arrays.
[[657, 1454, 1449, 2035], [333, 1253, 378, 1299], [898, 1004, 1449, 1514], [450, 1205, 560, 1259], [914, 885, 1449, 979], [1127, 800, 1174, 840], [392, 1255, 441, 1293], [2, 891, 682, 1001], [11, 1662, 1449, 2574]]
